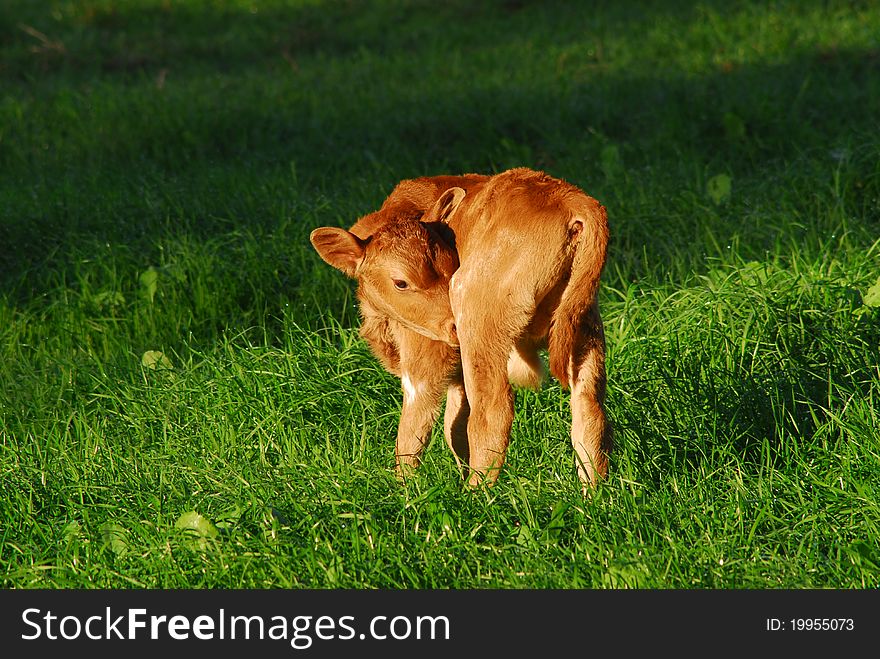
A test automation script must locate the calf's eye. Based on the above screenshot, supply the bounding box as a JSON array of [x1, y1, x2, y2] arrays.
[[392, 279, 409, 291]]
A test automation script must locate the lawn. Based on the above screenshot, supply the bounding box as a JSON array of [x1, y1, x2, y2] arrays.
[[1, 0, 879, 588]]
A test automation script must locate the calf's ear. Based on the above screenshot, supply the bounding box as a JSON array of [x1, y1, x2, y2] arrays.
[[310, 227, 367, 278], [426, 187, 466, 224]]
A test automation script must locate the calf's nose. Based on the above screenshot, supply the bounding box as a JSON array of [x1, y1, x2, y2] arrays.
[[447, 320, 459, 346]]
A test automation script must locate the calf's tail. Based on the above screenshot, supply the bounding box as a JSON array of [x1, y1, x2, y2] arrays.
[[547, 200, 609, 388]]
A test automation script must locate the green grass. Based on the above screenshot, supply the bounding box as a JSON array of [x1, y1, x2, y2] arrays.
[[2, 0, 879, 588]]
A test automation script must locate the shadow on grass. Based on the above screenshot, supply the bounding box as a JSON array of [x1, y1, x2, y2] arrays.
[[1, 0, 877, 346], [2, 0, 829, 77]]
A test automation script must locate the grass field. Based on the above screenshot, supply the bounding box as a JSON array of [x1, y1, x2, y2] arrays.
[[1, 0, 879, 589]]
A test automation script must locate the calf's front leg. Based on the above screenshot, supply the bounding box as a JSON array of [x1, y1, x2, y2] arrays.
[[393, 326, 459, 477], [442, 371, 470, 474]]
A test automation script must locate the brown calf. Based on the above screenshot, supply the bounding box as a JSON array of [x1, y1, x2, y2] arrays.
[[311, 168, 611, 490]]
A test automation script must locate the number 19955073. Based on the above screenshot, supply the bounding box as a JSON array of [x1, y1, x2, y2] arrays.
[[766, 618, 854, 632]]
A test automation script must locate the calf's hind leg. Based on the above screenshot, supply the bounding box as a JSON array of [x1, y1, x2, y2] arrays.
[[507, 336, 544, 389], [459, 336, 515, 488], [452, 285, 533, 487], [569, 303, 612, 489]]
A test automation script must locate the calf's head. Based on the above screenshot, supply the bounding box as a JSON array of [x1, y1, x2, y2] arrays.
[[310, 212, 461, 346]]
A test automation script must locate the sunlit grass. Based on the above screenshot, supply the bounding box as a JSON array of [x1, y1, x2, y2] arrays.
[[1, 0, 879, 588]]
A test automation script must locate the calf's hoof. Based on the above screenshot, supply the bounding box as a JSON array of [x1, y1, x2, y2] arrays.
[[394, 457, 420, 482], [464, 468, 501, 490]]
